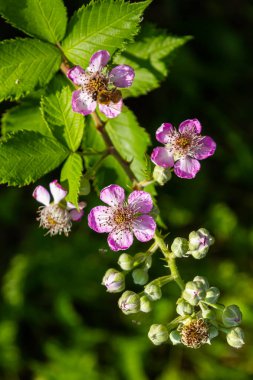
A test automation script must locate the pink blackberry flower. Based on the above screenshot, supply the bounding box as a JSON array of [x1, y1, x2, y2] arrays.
[[33, 180, 86, 236], [151, 119, 216, 179], [88, 184, 156, 251], [67, 50, 135, 118]]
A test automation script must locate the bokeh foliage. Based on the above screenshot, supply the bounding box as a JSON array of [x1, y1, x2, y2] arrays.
[[0, 0, 253, 379]]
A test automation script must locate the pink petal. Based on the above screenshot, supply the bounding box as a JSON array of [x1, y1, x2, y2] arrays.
[[66, 201, 86, 210], [151, 147, 174, 168], [32, 185, 50, 206], [109, 65, 135, 88], [49, 180, 67, 204], [88, 206, 114, 233], [67, 66, 85, 85], [133, 215, 156, 242], [108, 228, 134, 251], [69, 208, 84, 221], [178, 119, 202, 134], [128, 191, 153, 213], [88, 50, 110, 72], [194, 136, 216, 160], [72, 90, 96, 115], [174, 157, 201, 179], [99, 99, 123, 118], [156, 123, 174, 144], [100, 184, 125, 207]]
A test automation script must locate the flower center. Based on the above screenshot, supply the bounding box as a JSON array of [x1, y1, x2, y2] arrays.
[[176, 136, 191, 148], [37, 204, 72, 236], [113, 205, 134, 228], [82, 73, 108, 101], [181, 319, 209, 349]]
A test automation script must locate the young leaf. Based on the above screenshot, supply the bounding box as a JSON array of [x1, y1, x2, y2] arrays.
[[0, 131, 69, 186], [62, 0, 151, 66], [114, 34, 191, 97], [60, 153, 83, 208], [0, 38, 61, 102], [0, 0, 67, 44], [1, 102, 52, 137], [41, 86, 85, 152], [105, 106, 150, 181]]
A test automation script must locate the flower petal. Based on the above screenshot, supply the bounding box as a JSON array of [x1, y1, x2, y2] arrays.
[[49, 180, 67, 204], [151, 147, 174, 168], [194, 136, 216, 160], [108, 228, 134, 251], [174, 157, 201, 179], [179, 119, 202, 134], [99, 99, 123, 118], [100, 184, 125, 207], [72, 90, 96, 115], [88, 50, 110, 72], [67, 66, 85, 85], [156, 123, 174, 144], [128, 191, 153, 213], [133, 215, 156, 242], [32, 185, 50, 206], [88, 206, 114, 233], [109, 65, 135, 88], [67, 201, 86, 221]]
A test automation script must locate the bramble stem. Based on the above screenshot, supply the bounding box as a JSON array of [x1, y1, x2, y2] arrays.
[[154, 231, 185, 291]]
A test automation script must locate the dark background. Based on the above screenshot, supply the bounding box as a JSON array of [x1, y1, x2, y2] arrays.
[[0, 0, 253, 379]]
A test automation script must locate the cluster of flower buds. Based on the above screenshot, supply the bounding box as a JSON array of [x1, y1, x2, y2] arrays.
[[148, 276, 244, 349], [170, 228, 214, 259]]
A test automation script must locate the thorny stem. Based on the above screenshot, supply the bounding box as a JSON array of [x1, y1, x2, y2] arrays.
[[154, 231, 185, 291]]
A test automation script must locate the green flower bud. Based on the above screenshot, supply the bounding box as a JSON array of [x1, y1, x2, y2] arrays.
[[153, 166, 172, 185], [140, 295, 152, 313], [148, 324, 169, 345], [193, 276, 209, 290], [176, 298, 193, 316], [144, 256, 152, 270], [226, 327, 245, 348], [102, 269, 125, 293], [199, 302, 216, 319], [182, 281, 206, 306], [133, 252, 147, 266], [171, 237, 189, 258], [118, 291, 140, 315], [79, 176, 91, 195], [209, 325, 219, 341], [205, 287, 220, 303], [144, 284, 162, 301], [117, 253, 134, 271], [188, 228, 214, 259], [169, 330, 182, 345], [132, 268, 149, 285], [222, 305, 242, 327]]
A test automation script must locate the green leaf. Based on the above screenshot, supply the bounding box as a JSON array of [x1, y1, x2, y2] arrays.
[[0, 38, 61, 102], [114, 34, 191, 97], [1, 102, 52, 137], [0, 131, 69, 186], [0, 0, 67, 43], [41, 86, 85, 152], [60, 153, 83, 208], [62, 0, 151, 66], [105, 107, 150, 181], [83, 116, 131, 192]]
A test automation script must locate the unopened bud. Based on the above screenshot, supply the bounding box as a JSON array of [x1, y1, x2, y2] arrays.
[[226, 327, 245, 348], [153, 166, 172, 185], [144, 284, 162, 301], [176, 298, 193, 316], [205, 287, 220, 304], [188, 228, 214, 259], [118, 291, 140, 315], [133, 252, 147, 266], [140, 296, 152, 313], [102, 269, 125, 293], [118, 253, 134, 271], [209, 325, 219, 341], [182, 281, 206, 306], [222, 305, 242, 327], [148, 324, 169, 345], [199, 302, 216, 319], [171, 237, 189, 258], [169, 330, 181, 345], [132, 268, 149, 285], [193, 276, 209, 290]]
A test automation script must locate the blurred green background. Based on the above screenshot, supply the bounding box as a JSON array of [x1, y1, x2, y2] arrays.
[[1, 0, 253, 379]]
